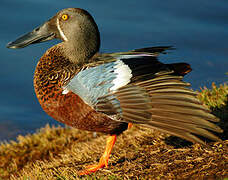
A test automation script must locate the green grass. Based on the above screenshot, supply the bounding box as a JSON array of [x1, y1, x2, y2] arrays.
[[198, 83, 227, 109], [0, 83, 227, 179]]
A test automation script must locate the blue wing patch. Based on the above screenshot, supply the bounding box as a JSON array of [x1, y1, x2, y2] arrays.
[[64, 62, 117, 106]]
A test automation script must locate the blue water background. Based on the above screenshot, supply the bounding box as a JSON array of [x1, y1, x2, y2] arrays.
[[0, 0, 227, 141]]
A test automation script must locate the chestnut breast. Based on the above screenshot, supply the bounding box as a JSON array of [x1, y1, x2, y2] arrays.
[[33, 45, 128, 134]]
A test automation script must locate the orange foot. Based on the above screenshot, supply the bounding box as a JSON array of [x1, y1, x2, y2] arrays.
[[128, 123, 133, 129], [79, 135, 117, 175]]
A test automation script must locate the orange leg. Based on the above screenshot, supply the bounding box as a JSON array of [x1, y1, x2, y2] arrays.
[[79, 134, 117, 175], [128, 123, 133, 129]]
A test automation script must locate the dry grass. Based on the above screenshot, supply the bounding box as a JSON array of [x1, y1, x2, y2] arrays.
[[0, 83, 227, 180]]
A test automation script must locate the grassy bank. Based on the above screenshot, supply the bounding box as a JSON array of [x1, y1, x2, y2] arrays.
[[0, 83, 227, 179]]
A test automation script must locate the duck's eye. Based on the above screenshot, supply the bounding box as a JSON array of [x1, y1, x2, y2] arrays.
[[61, 14, 69, 21]]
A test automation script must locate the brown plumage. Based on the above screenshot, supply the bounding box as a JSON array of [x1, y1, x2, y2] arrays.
[[7, 8, 222, 175], [34, 45, 128, 134]]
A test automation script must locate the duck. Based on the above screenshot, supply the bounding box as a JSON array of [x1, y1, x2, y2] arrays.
[[7, 8, 223, 175]]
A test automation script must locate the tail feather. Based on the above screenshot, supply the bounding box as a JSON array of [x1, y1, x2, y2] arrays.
[[168, 63, 192, 76]]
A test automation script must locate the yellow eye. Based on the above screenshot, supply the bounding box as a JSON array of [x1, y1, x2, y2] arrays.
[[61, 14, 69, 21]]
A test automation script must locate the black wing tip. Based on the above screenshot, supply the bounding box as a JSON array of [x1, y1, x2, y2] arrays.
[[133, 46, 175, 54], [6, 42, 19, 49], [168, 63, 192, 76]]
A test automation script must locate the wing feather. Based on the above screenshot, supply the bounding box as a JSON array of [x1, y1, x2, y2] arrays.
[[64, 47, 222, 144], [96, 74, 222, 144]]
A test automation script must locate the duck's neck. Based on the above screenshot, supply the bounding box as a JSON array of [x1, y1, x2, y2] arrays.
[[63, 27, 100, 65]]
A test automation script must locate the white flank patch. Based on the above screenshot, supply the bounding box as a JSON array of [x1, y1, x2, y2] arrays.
[[62, 87, 69, 94], [57, 18, 68, 41], [110, 60, 132, 91]]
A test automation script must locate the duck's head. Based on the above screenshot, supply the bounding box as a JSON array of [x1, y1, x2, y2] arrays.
[[7, 8, 100, 63]]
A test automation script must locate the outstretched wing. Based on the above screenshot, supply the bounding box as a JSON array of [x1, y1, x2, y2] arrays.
[[64, 59, 132, 107], [97, 75, 222, 143], [64, 46, 172, 108], [64, 46, 222, 144]]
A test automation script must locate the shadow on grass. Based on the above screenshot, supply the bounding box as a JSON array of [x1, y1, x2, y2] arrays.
[[211, 94, 228, 140]]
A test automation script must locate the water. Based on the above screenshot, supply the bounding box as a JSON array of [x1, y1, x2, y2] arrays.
[[0, 0, 227, 141]]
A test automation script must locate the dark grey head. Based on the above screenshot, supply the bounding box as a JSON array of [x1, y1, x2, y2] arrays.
[[7, 8, 100, 63]]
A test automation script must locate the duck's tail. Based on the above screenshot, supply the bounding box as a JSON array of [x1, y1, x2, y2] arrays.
[[167, 63, 192, 76]]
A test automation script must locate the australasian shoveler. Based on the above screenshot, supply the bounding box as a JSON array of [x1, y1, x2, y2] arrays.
[[7, 8, 223, 175]]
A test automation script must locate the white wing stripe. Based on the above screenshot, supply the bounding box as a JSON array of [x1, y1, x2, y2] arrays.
[[64, 60, 132, 106], [110, 60, 132, 91], [117, 54, 155, 59]]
